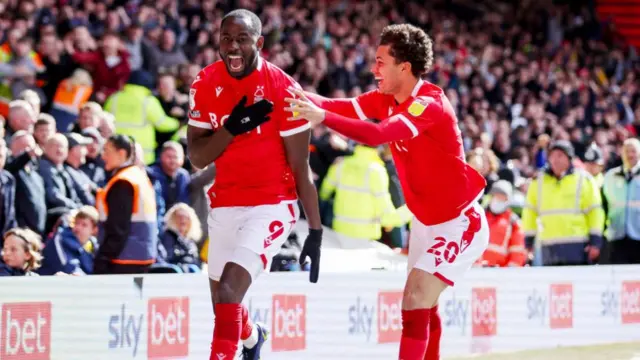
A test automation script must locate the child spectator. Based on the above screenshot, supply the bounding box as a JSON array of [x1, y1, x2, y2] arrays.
[[38, 206, 98, 275], [0, 228, 43, 276], [158, 203, 202, 271]]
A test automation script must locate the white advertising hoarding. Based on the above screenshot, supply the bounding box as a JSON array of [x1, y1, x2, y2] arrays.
[[0, 266, 639, 359]]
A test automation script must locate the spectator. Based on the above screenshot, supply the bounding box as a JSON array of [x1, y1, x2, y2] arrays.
[[98, 110, 116, 139], [38, 206, 98, 275], [522, 140, 605, 265], [72, 102, 102, 133], [67, 32, 130, 103], [158, 203, 202, 270], [39, 133, 82, 215], [0, 228, 42, 276], [477, 180, 527, 267], [104, 71, 180, 164], [79, 127, 106, 187], [17, 89, 42, 116], [37, 32, 78, 113], [319, 145, 412, 241], [0, 139, 17, 238], [149, 141, 191, 210], [147, 29, 188, 76], [94, 135, 158, 274], [582, 143, 605, 188], [33, 114, 55, 149], [602, 138, 640, 264], [155, 73, 188, 155], [64, 133, 96, 206], [48, 68, 93, 132], [5, 100, 36, 144], [5, 131, 46, 236]]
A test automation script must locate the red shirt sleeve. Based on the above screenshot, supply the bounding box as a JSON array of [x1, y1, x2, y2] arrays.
[[305, 90, 382, 120], [187, 71, 213, 130], [278, 76, 310, 137], [322, 94, 442, 146]]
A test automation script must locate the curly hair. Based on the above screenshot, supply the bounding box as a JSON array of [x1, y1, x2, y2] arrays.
[[380, 24, 434, 78]]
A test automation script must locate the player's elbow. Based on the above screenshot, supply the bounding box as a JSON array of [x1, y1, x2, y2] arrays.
[[188, 150, 207, 169]]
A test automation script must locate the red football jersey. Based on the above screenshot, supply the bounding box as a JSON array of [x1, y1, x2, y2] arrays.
[[187, 58, 309, 208], [314, 79, 486, 225]]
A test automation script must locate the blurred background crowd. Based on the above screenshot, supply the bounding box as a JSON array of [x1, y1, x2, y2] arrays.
[[0, 0, 639, 276]]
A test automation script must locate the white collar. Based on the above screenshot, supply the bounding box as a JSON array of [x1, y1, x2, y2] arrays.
[[411, 79, 424, 97]]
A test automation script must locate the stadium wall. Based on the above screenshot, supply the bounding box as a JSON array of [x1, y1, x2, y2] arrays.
[[0, 266, 639, 359]]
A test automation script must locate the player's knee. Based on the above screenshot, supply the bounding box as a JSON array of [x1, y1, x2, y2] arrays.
[[216, 279, 242, 303]]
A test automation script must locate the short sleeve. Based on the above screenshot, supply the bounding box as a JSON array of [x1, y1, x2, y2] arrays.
[[278, 77, 311, 137], [392, 95, 443, 138], [187, 72, 213, 130], [354, 90, 384, 120]]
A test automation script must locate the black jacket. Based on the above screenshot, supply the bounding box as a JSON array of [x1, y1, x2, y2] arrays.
[[5, 153, 46, 235]]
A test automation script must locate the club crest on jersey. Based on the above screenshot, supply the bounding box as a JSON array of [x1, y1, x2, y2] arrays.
[[408, 96, 434, 117], [254, 86, 265, 102], [189, 89, 197, 110]]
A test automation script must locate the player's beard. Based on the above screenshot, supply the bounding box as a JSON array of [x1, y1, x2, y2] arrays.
[[221, 50, 259, 79]]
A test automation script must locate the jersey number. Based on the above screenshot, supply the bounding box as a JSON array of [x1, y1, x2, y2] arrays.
[[426, 236, 460, 267]]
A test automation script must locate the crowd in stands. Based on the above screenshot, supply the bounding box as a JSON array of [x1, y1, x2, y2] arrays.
[[0, 0, 639, 276]]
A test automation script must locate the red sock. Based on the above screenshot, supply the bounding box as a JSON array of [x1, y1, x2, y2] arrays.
[[399, 309, 430, 360], [210, 303, 242, 360], [425, 305, 441, 360], [240, 305, 254, 340]]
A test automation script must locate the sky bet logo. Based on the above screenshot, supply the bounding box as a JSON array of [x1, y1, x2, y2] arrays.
[[1, 302, 52, 360], [443, 290, 469, 335], [347, 297, 374, 342], [108, 297, 189, 359]]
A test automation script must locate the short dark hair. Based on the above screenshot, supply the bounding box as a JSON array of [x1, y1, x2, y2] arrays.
[[379, 24, 433, 78], [107, 134, 135, 159], [221, 9, 262, 37]]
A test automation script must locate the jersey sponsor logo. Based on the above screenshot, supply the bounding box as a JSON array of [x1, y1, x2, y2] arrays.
[[189, 110, 200, 118], [377, 291, 402, 343], [215, 86, 223, 97], [272, 295, 306, 351], [407, 96, 434, 117], [189, 89, 197, 110], [549, 283, 573, 329], [472, 288, 497, 337]]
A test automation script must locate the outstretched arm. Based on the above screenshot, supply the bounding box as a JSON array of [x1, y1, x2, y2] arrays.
[[304, 91, 365, 119], [321, 111, 415, 147]]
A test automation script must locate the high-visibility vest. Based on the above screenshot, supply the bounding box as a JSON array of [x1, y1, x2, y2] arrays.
[[104, 84, 180, 164], [479, 209, 527, 267], [51, 79, 92, 115], [602, 166, 640, 241], [522, 168, 604, 246], [319, 146, 411, 240], [96, 165, 158, 265]]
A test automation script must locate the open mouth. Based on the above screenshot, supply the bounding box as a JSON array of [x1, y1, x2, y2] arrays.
[[375, 77, 383, 87], [227, 54, 244, 72]]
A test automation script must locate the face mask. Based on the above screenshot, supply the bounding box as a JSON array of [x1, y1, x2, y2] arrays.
[[489, 199, 509, 214]]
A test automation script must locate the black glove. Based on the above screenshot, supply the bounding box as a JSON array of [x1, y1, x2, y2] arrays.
[[223, 96, 274, 136], [299, 228, 322, 283]]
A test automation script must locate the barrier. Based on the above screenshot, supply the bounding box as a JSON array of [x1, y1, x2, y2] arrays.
[[1, 265, 639, 359]]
